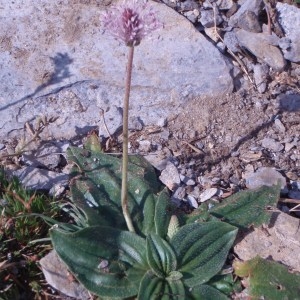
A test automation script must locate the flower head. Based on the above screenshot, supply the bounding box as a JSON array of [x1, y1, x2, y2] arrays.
[[101, 0, 163, 46]]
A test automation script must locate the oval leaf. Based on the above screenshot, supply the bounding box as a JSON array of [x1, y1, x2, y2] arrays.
[[209, 184, 280, 229], [155, 188, 173, 238], [188, 284, 229, 300], [146, 234, 177, 278], [171, 222, 238, 287], [50, 226, 148, 298], [138, 271, 185, 300]]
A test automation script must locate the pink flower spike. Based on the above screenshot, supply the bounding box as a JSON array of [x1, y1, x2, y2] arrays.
[[101, 0, 163, 47]]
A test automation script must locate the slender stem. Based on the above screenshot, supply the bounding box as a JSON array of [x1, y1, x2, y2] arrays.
[[121, 46, 135, 233]]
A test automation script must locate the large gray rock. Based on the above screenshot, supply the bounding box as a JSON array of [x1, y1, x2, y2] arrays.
[[276, 2, 300, 62], [0, 0, 233, 143]]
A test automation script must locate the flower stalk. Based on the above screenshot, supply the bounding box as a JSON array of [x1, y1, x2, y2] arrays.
[[102, 0, 162, 233], [121, 45, 135, 232]]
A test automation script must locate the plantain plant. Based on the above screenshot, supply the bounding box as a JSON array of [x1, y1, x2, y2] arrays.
[[47, 135, 284, 299], [45, 1, 300, 299], [50, 140, 239, 299]]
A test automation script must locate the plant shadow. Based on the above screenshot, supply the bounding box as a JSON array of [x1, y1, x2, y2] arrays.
[[0, 52, 73, 112]]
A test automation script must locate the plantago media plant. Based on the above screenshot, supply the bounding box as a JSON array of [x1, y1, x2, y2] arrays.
[[102, 0, 162, 232]]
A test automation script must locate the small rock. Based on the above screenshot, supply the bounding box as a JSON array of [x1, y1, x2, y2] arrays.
[[253, 63, 269, 93], [190, 186, 201, 198], [288, 190, 300, 199], [40, 250, 90, 299], [216, 41, 226, 53], [0, 144, 5, 150], [240, 151, 262, 163], [173, 186, 186, 200], [156, 117, 167, 127], [184, 11, 198, 23], [276, 93, 300, 112], [224, 31, 240, 53], [159, 162, 181, 190], [13, 167, 68, 191], [244, 167, 286, 190], [138, 140, 151, 153], [261, 137, 284, 152], [144, 151, 168, 171], [204, 27, 220, 42], [278, 37, 291, 51], [285, 141, 297, 152], [238, 10, 262, 32], [187, 195, 199, 208], [274, 118, 286, 133], [200, 187, 219, 202], [228, 0, 264, 27], [217, 0, 234, 10], [199, 8, 223, 28], [236, 29, 286, 71], [129, 116, 143, 131], [180, 174, 196, 186]]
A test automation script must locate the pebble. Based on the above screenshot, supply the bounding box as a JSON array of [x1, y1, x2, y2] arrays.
[[274, 118, 286, 133], [253, 63, 269, 93], [199, 8, 223, 28], [200, 187, 219, 202], [180, 174, 196, 186], [173, 186, 186, 200], [138, 140, 151, 153], [187, 195, 199, 208], [223, 31, 240, 53], [244, 167, 286, 190], [216, 0, 234, 10], [159, 162, 181, 191], [238, 10, 262, 33], [261, 137, 284, 152]]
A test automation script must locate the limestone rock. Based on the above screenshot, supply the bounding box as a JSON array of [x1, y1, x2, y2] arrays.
[[234, 212, 300, 273], [0, 0, 233, 143], [13, 167, 68, 191], [40, 250, 90, 299]]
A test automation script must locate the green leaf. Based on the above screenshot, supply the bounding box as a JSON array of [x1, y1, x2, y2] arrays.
[[188, 284, 229, 300], [209, 184, 280, 229], [154, 188, 173, 238], [206, 274, 242, 296], [67, 147, 162, 235], [50, 226, 148, 298], [234, 256, 300, 300], [83, 131, 102, 153], [138, 271, 185, 300], [171, 222, 238, 287], [146, 234, 177, 278]]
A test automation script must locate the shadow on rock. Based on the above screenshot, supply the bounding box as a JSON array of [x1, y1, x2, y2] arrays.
[[0, 52, 73, 112]]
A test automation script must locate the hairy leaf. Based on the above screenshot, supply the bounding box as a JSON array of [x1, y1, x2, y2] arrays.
[[138, 271, 185, 300], [234, 256, 300, 300], [209, 184, 280, 229], [171, 222, 238, 287], [146, 234, 177, 278], [50, 226, 148, 298]]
